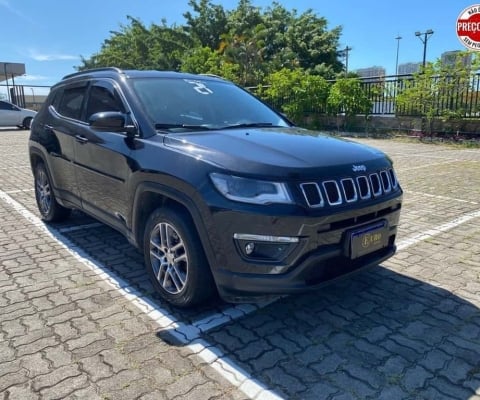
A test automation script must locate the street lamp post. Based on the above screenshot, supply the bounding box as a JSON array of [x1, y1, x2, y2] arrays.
[[30, 87, 36, 110], [3, 63, 10, 102], [340, 46, 352, 76], [415, 29, 434, 69], [395, 35, 402, 75]]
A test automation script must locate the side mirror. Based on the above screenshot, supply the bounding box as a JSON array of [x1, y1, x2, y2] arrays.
[[89, 111, 137, 136]]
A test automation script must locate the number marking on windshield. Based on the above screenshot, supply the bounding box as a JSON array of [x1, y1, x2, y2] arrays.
[[184, 80, 213, 95]]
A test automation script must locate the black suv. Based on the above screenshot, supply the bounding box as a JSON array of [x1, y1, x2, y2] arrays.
[[29, 68, 402, 307]]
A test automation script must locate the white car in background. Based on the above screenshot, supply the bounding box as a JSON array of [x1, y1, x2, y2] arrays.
[[0, 100, 37, 129]]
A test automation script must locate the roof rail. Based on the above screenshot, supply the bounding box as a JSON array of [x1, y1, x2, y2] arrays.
[[62, 67, 123, 80], [199, 73, 225, 80]]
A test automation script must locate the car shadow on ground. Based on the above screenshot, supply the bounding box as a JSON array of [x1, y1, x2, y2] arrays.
[[197, 267, 480, 399], [52, 213, 480, 399]]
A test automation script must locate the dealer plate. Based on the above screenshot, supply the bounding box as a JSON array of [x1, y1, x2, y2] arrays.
[[349, 220, 388, 259]]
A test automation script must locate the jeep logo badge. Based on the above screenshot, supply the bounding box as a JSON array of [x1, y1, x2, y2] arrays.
[[352, 165, 367, 172]]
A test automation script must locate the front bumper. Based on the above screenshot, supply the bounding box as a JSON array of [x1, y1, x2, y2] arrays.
[[216, 245, 396, 303], [205, 195, 402, 303]]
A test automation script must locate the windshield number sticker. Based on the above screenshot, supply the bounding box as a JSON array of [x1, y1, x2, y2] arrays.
[[184, 80, 213, 95]]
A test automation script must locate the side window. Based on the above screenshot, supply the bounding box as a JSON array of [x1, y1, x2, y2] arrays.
[[0, 101, 16, 111], [85, 81, 125, 121], [57, 86, 86, 120]]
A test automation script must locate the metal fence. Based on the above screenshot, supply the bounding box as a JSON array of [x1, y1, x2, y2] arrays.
[[359, 73, 480, 117], [251, 73, 480, 118], [0, 84, 50, 111], [4, 73, 480, 118]]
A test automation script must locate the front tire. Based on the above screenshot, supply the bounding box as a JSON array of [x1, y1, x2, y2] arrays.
[[34, 162, 71, 222], [144, 207, 215, 308]]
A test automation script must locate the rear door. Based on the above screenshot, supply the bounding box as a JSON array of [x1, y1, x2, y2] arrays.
[[39, 82, 89, 206]]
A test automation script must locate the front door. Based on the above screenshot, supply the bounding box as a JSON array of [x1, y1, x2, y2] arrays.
[[73, 80, 133, 230]]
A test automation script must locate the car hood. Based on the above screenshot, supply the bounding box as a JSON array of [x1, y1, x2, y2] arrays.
[[163, 127, 390, 178]]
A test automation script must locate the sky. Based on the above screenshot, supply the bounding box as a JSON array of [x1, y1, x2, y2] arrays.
[[0, 0, 476, 92]]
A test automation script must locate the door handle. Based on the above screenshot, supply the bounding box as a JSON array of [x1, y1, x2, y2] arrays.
[[75, 135, 89, 144]]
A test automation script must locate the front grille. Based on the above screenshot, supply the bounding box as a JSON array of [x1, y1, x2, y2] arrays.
[[300, 168, 399, 208]]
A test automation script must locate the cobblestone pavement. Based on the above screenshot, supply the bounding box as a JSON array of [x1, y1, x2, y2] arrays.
[[1, 129, 479, 399]]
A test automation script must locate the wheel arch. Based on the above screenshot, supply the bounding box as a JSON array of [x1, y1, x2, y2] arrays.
[[131, 182, 216, 270], [22, 116, 33, 129], [29, 148, 45, 170]]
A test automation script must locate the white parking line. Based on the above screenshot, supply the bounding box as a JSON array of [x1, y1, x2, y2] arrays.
[[4, 189, 35, 194], [0, 189, 282, 400], [0, 165, 31, 170], [396, 209, 480, 251], [397, 160, 460, 171], [404, 190, 478, 205]]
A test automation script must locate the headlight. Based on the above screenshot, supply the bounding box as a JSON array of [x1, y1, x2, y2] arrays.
[[210, 173, 293, 205]]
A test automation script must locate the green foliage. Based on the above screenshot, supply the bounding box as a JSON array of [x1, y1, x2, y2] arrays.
[[396, 51, 480, 134], [180, 47, 239, 83], [78, 16, 192, 71], [260, 68, 330, 123], [77, 1, 344, 85], [327, 78, 372, 117], [183, 0, 228, 49]]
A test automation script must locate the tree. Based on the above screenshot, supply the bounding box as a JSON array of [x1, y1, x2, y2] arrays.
[[218, 29, 265, 86], [78, 2, 345, 87], [78, 17, 192, 71], [327, 78, 372, 130], [260, 68, 330, 124], [285, 10, 342, 78], [396, 51, 480, 135], [183, 0, 227, 49], [180, 46, 239, 82]]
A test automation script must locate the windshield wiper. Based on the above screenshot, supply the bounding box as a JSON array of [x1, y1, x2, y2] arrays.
[[221, 122, 275, 130], [155, 123, 211, 132]]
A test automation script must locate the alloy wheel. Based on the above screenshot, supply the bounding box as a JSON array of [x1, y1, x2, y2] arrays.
[[149, 222, 188, 294], [36, 168, 52, 216]]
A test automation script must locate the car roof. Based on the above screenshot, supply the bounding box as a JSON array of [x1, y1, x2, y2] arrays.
[[60, 67, 227, 85]]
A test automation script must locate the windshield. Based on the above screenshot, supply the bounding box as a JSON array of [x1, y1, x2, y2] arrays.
[[130, 77, 289, 131]]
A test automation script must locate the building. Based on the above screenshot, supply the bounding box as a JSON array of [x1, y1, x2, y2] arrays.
[[355, 66, 386, 79], [398, 62, 422, 75], [441, 50, 472, 68]]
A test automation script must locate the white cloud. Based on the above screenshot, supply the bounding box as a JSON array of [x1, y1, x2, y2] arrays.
[[28, 50, 79, 62], [16, 74, 49, 82], [0, 0, 33, 23]]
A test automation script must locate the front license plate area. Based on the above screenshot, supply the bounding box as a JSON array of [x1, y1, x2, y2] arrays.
[[349, 221, 388, 259]]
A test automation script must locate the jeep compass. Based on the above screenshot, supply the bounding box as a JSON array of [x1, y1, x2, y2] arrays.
[[29, 68, 402, 307]]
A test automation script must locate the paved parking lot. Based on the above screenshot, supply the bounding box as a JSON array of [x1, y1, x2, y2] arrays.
[[1, 129, 479, 399]]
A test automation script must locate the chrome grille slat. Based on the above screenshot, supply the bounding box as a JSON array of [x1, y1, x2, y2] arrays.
[[388, 168, 398, 189], [341, 178, 358, 203], [357, 176, 371, 200], [380, 170, 391, 193], [299, 168, 400, 208], [369, 173, 382, 197], [323, 180, 342, 205], [300, 182, 324, 208]]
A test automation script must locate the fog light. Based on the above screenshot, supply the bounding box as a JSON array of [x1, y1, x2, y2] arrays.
[[245, 242, 255, 255], [234, 233, 299, 262]]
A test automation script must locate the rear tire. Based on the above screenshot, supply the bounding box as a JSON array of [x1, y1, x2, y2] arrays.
[[34, 162, 71, 222], [143, 207, 215, 308], [22, 117, 33, 130]]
